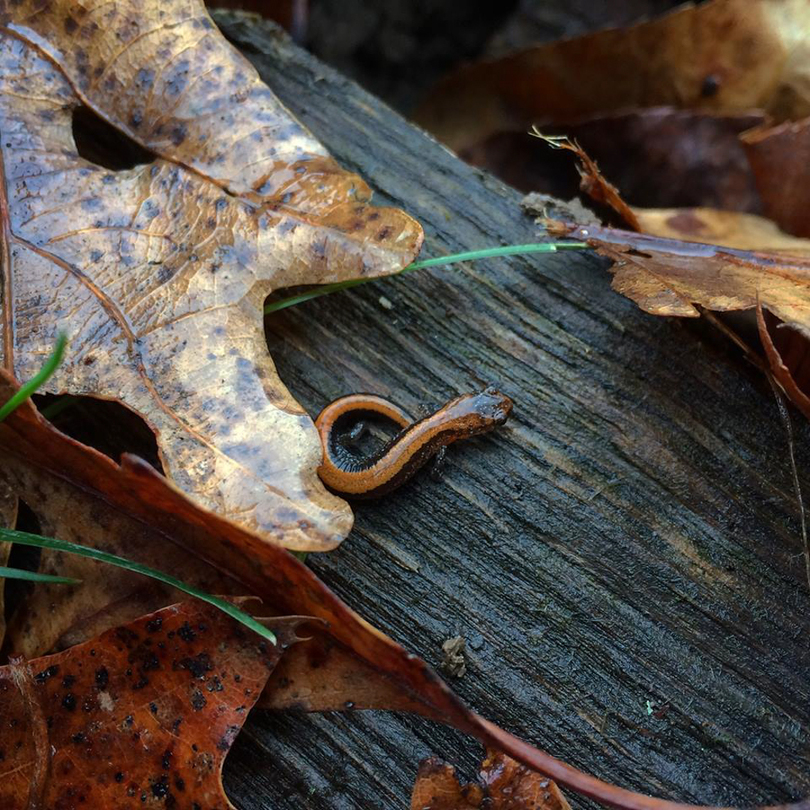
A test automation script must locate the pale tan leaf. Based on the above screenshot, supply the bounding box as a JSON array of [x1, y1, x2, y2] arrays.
[[0, 0, 424, 552]]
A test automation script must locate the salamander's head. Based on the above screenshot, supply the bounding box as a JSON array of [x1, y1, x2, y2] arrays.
[[447, 385, 513, 433], [474, 385, 513, 423]]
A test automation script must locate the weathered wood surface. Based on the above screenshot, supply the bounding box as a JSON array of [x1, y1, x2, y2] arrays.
[[213, 13, 810, 810]]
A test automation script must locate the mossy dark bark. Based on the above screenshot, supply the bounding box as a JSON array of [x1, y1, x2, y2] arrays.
[[213, 12, 810, 810]]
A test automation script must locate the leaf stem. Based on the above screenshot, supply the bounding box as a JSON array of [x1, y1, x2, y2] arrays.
[[0, 333, 67, 422], [0, 528, 277, 645], [264, 241, 590, 314]]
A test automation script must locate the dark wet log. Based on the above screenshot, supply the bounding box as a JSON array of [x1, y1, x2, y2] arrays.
[[212, 12, 810, 810]]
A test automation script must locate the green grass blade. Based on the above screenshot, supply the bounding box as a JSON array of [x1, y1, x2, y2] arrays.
[[0, 565, 81, 585], [264, 241, 590, 314], [0, 333, 67, 422], [404, 242, 589, 271], [0, 528, 277, 645]]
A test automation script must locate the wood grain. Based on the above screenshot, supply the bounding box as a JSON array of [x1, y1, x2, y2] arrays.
[[213, 13, 810, 810]]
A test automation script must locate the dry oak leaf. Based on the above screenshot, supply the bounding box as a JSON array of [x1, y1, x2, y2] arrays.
[[416, 0, 810, 154], [0, 0, 423, 553], [411, 750, 573, 810], [0, 600, 306, 810]]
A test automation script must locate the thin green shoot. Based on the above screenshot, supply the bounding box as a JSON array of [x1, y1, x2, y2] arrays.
[[0, 565, 81, 585], [264, 241, 590, 314], [0, 528, 277, 645], [0, 333, 67, 422]]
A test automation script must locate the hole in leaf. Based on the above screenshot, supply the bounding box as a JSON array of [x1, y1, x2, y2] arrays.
[[72, 105, 156, 171], [32, 393, 163, 473]]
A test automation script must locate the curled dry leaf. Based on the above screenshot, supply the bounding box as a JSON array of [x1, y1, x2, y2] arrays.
[[416, 0, 810, 154], [0, 0, 424, 553], [411, 751, 573, 810], [542, 126, 810, 253], [531, 132, 640, 230], [547, 136, 810, 457], [742, 117, 810, 238], [0, 600, 305, 809]]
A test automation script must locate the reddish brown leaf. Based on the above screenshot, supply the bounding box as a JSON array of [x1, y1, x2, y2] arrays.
[[0, 0, 423, 553], [742, 117, 810, 237], [416, 0, 809, 154], [546, 218, 810, 435], [411, 750, 572, 810], [548, 138, 810, 435], [0, 600, 304, 809], [534, 133, 807, 251]]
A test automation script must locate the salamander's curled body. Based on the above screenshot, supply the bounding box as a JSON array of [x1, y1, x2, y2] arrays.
[[315, 387, 513, 498]]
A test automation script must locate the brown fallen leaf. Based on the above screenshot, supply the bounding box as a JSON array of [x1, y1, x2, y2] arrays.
[[547, 221, 810, 334], [7, 373, 802, 810], [0, 600, 305, 809], [741, 117, 810, 238], [461, 110, 765, 213], [416, 0, 810, 154], [0, 0, 423, 553], [411, 750, 572, 810]]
